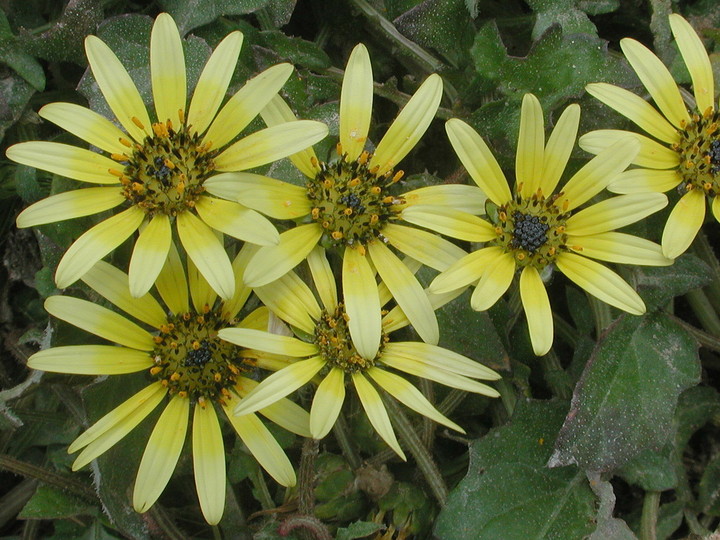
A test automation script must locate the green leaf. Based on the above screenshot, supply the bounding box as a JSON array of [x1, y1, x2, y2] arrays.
[[18, 485, 95, 519], [0, 67, 35, 144], [335, 521, 384, 540], [617, 445, 677, 491], [259, 31, 331, 70], [525, 0, 598, 39], [435, 399, 596, 539], [699, 453, 720, 516], [549, 313, 701, 472], [158, 0, 271, 33], [635, 253, 713, 311], [587, 473, 637, 540]]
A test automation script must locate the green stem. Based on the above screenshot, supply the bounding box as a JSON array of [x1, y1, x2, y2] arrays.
[[437, 388, 467, 417], [540, 350, 573, 400], [147, 503, 190, 540], [496, 378, 517, 418], [588, 295, 613, 336], [692, 232, 720, 311], [419, 378, 435, 448], [685, 288, 720, 337], [298, 438, 319, 515], [251, 469, 275, 511], [0, 454, 96, 502], [332, 415, 361, 470], [383, 396, 448, 504], [640, 491, 660, 540], [669, 314, 720, 354], [553, 313, 579, 348], [255, 8, 274, 31]]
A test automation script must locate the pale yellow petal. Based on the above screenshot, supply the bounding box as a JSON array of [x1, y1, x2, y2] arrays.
[[203, 63, 293, 150], [401, 205, 496, 242], [369, 74, 443, 176], [7, 142, 121, 185], [214, 120, 328, 171], [713, 195, 720, 223], [445, 118, 511, 205], [383, 223, 467, 271], [155, 240, 189, 315], [620, 37, 690, 128], [661, 188, 706, 258], [369, 240, 438, 345], [177, 211, 234, 299], [195, 195, 279, 245], [352, 372, 405, 460], [540, 103, 580, 195], [232, 378, 310, 437], [28, 345, 152, 375], [578, 130, 679, 170], [254, 270, 319, 335], [310, 368, 346, 438], [129, 214, 171, 298], [556, 252, 645, 315], [383, 341, 500, 379], [343, 246, 382, 360], [151, 13, 186, 124], [566, 193, 668, 236], [429, 246, 506, 295], [243, 224, 322, 287], [470, 251, 515, 311], [367, 367, 464, 433], [519, 266, 553, 356], [307, 246, 338, 312], [85, 35, 150, 142], [401, 184, 488, 214], [218, 328, 317, 357], [567, 232, 672, 266], [382, 286, 466, 334], [133, 397, 189, 513], [221, 244, 256, 321], [232, 356, 326, 416], [187, 31, 243, 136], [340, 44, 373, 162], [585, 83, 679, 144], [670, 14, 714, 113], [517, 93, 545, 198], [55, 207, 145, 288], [205, 172, 311, 220], [187, 256, 218, 313], [15, 187, 124, 228], [607, 168, 681, 194], [81, 261, 166, 328], [193, 405, 225, 525], [38, 102, 128, 154]]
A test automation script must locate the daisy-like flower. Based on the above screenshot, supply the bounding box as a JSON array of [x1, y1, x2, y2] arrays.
[[423, 94, 671, 356], [580, 14, 719, 258], [6, 13, 327, 299], [218, 247, 500, 458], [206, 43, 486, 359], [26, 246, 310, 524]]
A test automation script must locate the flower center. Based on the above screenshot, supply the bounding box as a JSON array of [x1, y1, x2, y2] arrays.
[[150, 308, 248, 406], [306, 145, 405, 251], [490, 189, 570, 269], [674, 108, 720, 198], [313, 303, 385, 373], [110, 112, 216, 217]]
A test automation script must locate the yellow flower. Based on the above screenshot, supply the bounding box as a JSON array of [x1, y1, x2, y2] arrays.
[[6, 13, 327, 299], [27, 245, 310, 525], [580, 14, 719, 258], [219, 247, 500, 459], [206, 43, 484, 355], [426, 94, 671, 356]]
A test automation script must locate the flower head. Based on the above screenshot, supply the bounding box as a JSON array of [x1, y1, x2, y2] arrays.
[[207, 43, 484, 358], [27, 246, 310, 524], [7, 13, 328, 299], [219, 247, 500, 459], [428, 94, 671, 355], [580, 14, 719, 258]]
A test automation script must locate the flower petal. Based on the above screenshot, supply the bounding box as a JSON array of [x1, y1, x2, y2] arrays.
[[369, 74, 443, 176], [155, 240, 189, 315], [55, 206, 145, 288], [177, 211, 234, 299], [307, 246, 338, 313], [233, 378, 311, 437], [39, 102, 129, 154], [383, 223, 466, 271], [218, 328, 318, 357], [661, 188, 706, 258], [445, 118, 511, 205], [254, 270, 319, 335], [187, 31, 243, 136], [129, 214, 171, 298], [28, 345, 152, 375], [401, 205, 496, 242], [620, 37, 690, 128], [188, 257, 218, 313], [556, 252, 645, 315], [343, 246, 382, 360], [15, 187, 124, 228], [310, 368, 346, 439], [713, 195, 720, 223], [203, 63, 294, 150], [540, 103, 580, 195], [578, 130, 679, 170], [352, 372, 405, 460], [243, 224, 322, 287], [367, 367, 464, 432], [7, 142, 121, 185], [585, 83, 679, 144], [340, 44, 373, 162], [470, 251, 515, 311], [670, 14, 714, 113], [519, 266, 553, 356], [429, 246, 506, 295], [567, 232, 673, 266], [384, 341, 500, 380], [193, 405, 225, 525], [133, 396, 189, 514], [401, 184, 488, 214], [151, 13, 186, 124], [85, 35, 150, 142], [232, 356, 326, 416], [566, 193, 668, 236], [607, 168, 681, 194], [195, 195, 279, 245], [517, 94, 545, 198], [221, 244, 256, 321]]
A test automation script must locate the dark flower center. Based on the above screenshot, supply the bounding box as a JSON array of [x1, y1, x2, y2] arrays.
[[674, 108, 720, 198]]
